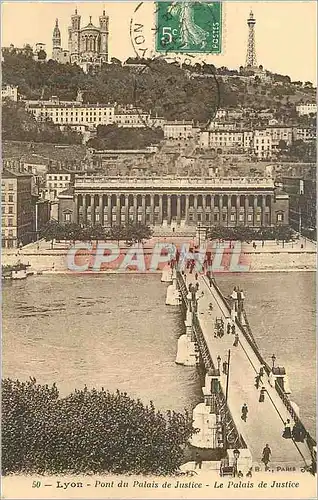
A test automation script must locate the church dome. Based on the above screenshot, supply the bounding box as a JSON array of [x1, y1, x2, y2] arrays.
[[81, 17, 99, 32]]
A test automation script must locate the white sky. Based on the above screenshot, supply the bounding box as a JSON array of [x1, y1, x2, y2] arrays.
[[1, 1, 317, 84]]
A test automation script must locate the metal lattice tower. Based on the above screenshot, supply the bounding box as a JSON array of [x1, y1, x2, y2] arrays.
[[245, 10, 257, 67]]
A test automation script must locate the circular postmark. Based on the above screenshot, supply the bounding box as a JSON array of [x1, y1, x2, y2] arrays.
[[129, 2, 222, 129]]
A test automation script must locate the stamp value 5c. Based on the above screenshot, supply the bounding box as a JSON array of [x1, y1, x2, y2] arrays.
[[156, 1, 222, 54]]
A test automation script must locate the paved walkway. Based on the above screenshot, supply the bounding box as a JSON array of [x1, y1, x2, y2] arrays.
[[185, 272, 312, 468]]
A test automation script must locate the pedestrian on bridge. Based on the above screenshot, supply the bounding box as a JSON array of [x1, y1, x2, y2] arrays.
[[208, 303, 213, 314], [241, 403, 248, 422], [282, 419, 292, 439], [222, 360, 228, 375], [255, 374, 261, 389], [259, 386, 266, 403], [233, 333, 239, 347], [231, 324, 236, 335], [227, 323, 231, 335], [292, 421, 306, 442], [195, 272, 198, 281], [261, 444, 271, 470]]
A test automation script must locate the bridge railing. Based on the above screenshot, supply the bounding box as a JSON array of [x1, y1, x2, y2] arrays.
[[211, 277, 317, 464]]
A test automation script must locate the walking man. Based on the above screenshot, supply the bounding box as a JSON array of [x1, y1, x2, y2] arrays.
[[282, 419, 292, 439], [222, 360, 228, 375], [262, 444, 271, 470], [241, 403, 248, 422], [259, 386, 266, 403], [233, 333, 239, 347]]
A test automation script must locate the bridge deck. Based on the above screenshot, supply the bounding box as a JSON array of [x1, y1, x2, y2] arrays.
[[185, 273, 312, 468]]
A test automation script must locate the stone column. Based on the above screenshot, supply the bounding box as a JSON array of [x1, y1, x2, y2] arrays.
[[185, 195, 189, 225], [227, 196, 231, 226], [236, 195, 240, 226], [253, 196, 258, 226], [150, 194, 155, 225], [141, 195, 146, 224], [194, 195, 198, 224], [245, 195, 249, 226], [74, 194, 79, 224], [116, 194, 121, 225], [211, 195, 215, 224], [133, 195, 138, 223], [202, 195, 206, 224], [82, 194, 87, 225], [90, 195, 95, 225], [167, 195, 172, 225], [262, 195, 266, 226], [107, 195, 112, 227], [99, 194, 103, 226], [159, 195, 163, 224], [177, 195, 181, 224], [125, 194, 129, 225]]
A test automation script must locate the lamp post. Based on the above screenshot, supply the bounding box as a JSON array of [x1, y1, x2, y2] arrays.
[[233, 448, 240, 477], [217, 355, 221, 372], [271, 354, 276, 370]]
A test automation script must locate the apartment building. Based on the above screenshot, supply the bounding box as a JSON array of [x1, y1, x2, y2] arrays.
[[253, 130, 272, 159], [45, 171, 74, 199], [163, 120, 194, 140], [26, 99, 115, 130], [296, 103, 317, 116], [1, 170, 34, 248], [2, 84, 18, 102]]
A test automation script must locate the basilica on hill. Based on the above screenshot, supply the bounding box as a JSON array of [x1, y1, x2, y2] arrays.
[[52, 8, 109, 73]]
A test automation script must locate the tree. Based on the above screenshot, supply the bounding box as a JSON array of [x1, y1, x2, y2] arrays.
[[40, 220, 64, 248], [2, 379, 195, 475]]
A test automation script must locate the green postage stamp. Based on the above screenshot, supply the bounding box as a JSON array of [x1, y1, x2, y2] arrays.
[[156, 1, 222, 54]]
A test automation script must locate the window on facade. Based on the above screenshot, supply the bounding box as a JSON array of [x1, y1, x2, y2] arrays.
[[230, 214, 235, 222], [8, 207, 13, 214], [256, 214, 261, 222], [277, 213, 283, 222], [8, 218, 13, 227], [189, 213, 194, 222], [205, 214, 210, 222], [2, 195, 5, 202], [239, 214, 244, 222], [248, 214, 253, 222], [197, 214, 202, 222], [8, 184, 13, 190]]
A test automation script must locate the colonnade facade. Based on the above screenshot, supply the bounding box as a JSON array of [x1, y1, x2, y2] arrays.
[[69, 191, 287, 227]]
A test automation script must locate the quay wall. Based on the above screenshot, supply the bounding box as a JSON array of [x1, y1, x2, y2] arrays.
[[2, 247, 316, 274]]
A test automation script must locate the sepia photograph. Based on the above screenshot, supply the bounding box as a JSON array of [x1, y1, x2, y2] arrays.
[[1, 1, 317, 498]]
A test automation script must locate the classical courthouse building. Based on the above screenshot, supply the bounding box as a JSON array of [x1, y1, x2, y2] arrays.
[[58, 175, 289, 229], [52, 9, 109, 72]]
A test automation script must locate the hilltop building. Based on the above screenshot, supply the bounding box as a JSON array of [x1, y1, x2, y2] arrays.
[[52, 9, 109, 72]]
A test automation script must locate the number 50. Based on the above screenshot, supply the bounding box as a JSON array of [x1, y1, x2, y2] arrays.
[[161, 27, 178, 44]]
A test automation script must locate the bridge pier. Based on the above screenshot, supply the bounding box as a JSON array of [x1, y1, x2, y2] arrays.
[[175, 305, 197, 366], [165, 275, 181, 306], [191, 369, 222, 449]]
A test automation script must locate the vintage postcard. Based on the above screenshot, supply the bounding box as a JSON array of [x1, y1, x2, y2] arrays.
[[1, 1, 317, 499]]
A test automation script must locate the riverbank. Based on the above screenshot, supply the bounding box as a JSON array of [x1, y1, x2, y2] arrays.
[[2, 241, 316, 274]]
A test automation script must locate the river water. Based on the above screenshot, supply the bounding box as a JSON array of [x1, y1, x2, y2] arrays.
[[2, 272, 315, 436]]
